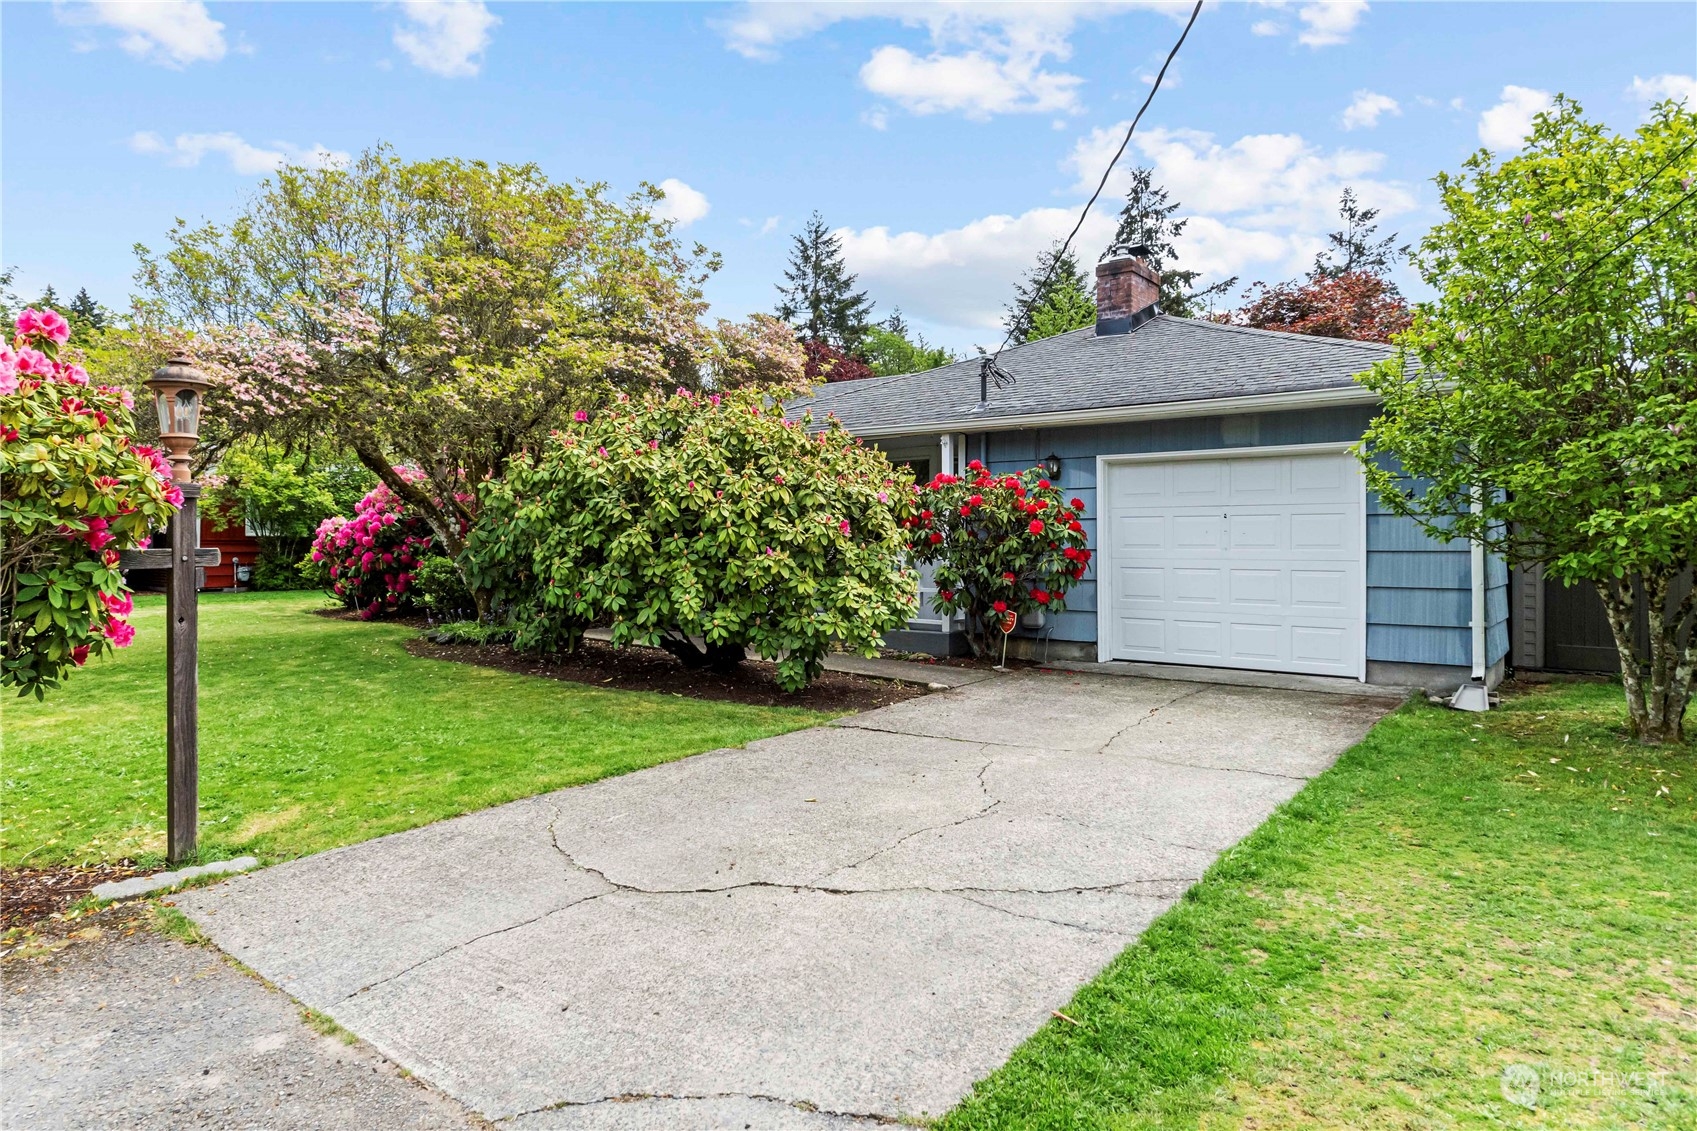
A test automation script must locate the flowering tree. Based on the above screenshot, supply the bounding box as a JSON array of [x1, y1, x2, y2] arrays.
[[135, 146, 795, 616], [906, 461, 1091, 657], [306, 474, 438, 618], [467, 385, 917, 691], [1, 308, 179, 697], [1358, 97, 1697, 743]]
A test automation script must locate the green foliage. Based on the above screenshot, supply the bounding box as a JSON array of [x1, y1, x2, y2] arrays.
[[1357, 97, 1696, 742], [415, 556, 475, 620], [774, 211, 875, 351], [1004, 244, 1096, 343], [861, 314, 956, 377], [468, 385, 918, 691], [906, 462, 1092, 657], [134, 145, 786, 608], [204, 441, 377, 587], [1, 320, 178, 697]]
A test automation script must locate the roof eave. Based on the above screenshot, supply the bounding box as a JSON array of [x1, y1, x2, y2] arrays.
[[831, 383, 1382, 439]]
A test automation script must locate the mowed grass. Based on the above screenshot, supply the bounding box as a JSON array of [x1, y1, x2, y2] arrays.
[[942, 682, 1696, 1130], [2, 591, 831, 868]]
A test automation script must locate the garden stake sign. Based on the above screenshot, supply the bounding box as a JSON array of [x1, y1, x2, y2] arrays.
[[997, 609, 1018, 671], [119, 358, 219, 864]]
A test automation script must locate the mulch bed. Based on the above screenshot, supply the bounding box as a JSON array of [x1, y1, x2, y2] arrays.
[[408, 635, 929, 712], [1, 862, 141, 931]]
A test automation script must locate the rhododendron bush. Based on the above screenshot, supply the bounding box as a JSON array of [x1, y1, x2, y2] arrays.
[[466, 386, 917, 691], [306, 473, 436, 619], [906, 461, 1091, 657], [1, 308, 179, 697]]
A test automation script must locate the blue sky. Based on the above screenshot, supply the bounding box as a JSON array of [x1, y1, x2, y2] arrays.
[[5, 1, 1693, 352]]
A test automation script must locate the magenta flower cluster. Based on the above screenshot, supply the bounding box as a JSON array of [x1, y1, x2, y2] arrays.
[[309, 472, 434, 619]]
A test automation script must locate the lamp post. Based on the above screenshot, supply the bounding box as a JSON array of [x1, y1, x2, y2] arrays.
[[143, 358, 215, 863]]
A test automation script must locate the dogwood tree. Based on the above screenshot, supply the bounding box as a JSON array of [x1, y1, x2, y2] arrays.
[[136, 146, 796, 615], [1358, 97, 1697, 743]]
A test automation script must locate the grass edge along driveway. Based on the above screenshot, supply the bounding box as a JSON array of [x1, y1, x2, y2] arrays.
[[939, 681, 1695, 1131], [3, 591, 833, 869]]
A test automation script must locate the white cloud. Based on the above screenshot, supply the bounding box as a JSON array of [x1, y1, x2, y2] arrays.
[[653, 178, 710, 227], [1477, 85, 1553, 150], [717, 3, 1182, 121], [1296, 0, 1368, 47], [1250, 19, 1283, 36], [129, 131, 349, 176], [391, 0, 498, 78], [860, 44, 1082, 118], [862, 106, 891, 131], [1340, 89, 1400, 130], [58, 1, 227, 68], [1066, 124, 1416, 231], [834, 121, 1416, 339], [1629, 73, 1697, 107]]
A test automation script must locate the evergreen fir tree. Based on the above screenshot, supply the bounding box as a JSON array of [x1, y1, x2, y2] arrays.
[[69, 287, 106, 331], [1003, 244, 1095, 343], [1311, 187, 1407, 280], [774, 212, 875, 351], [1104, 167, 1236, 318]]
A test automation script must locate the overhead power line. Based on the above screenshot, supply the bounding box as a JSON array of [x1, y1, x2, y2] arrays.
[[980, 0, 1205, 402]]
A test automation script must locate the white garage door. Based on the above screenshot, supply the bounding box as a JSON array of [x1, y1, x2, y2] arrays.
[[1102, 449, 1363, 678]]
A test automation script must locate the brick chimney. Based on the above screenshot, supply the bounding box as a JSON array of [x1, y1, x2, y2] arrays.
[[1095, 247, 1160, 335]]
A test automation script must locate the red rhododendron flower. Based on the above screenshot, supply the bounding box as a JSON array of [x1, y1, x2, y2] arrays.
[[1028, 519, 1045, 535], [1070, 498, 1084, 511], [992, 600, 1008, 613], [70, 644, 90, 666], [929, 531, 943, 544], [1032, 589, 1050, 604], [1003, 571, 1017, 582], [1068, 520, 1083, 533]]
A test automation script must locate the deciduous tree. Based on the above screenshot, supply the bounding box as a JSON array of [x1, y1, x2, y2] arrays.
[[1358, 97, 1697, 743]]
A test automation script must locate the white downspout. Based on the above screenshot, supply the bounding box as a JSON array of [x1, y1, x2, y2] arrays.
[[1451, 491, 1492, 711]]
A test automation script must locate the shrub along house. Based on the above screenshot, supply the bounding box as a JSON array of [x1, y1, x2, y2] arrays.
[[798, 250, 1509, 693]]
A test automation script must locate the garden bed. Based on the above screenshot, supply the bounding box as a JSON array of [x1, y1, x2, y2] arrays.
[[408, 635, 929, 712], [1, 863, 139, 931]]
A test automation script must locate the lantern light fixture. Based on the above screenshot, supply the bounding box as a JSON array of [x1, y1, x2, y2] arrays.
[[1043, 452, 1063, 481], [145, 357, 210, 484]]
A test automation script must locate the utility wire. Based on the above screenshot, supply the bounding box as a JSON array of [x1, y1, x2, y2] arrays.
[[979, 0, 1204, 401]]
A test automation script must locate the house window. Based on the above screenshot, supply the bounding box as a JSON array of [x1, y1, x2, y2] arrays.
[[900, 459, 931, 484]]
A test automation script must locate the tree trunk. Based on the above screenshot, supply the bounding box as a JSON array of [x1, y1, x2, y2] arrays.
[[1595, 575, 1691, 744], [657, 632, 745, 673]]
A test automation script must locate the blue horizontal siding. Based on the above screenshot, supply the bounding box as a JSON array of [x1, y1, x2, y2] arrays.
[[1368, 551, 1471, 590], [1368, 587, 1470, 627], [1370, 624, 1471, 666], [885, 404, 1504, 666]]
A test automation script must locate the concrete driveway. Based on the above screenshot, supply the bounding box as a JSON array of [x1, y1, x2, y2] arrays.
[[177, 672, 1394, 1129]]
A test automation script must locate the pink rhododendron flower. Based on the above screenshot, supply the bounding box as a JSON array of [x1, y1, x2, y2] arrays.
[[101, 590, 135, 617], [82, 516, 115, 551], [104, 618, 136, 647], [573, 410, 589, 422], [15, 347, 51, 375]]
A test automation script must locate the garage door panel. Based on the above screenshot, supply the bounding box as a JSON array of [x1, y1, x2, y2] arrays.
[[1228, 621, 1281, 661], [1291, 511, 1349, 550], [1171, 568, 1223, 605], [1120, 566, 1165, 602], [1105, 451, 1363, 679], [1230, 569, 1282, 606], [1229, 514, 1282, 550]]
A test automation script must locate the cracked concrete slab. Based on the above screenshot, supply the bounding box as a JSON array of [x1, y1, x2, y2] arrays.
[[177, 671, 1392, 1127], [500, 1093, 893, 1130]]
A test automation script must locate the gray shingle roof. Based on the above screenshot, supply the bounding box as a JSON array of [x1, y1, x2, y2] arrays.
[[791, 315, 1395, 435]]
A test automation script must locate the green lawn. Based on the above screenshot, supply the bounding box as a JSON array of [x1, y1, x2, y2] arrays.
[[2, 591, 831, 868], [942, 683, 1695, 1130]]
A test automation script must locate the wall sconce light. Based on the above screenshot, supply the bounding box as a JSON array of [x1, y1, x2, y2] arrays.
[[1042, 452, 1063, 481]]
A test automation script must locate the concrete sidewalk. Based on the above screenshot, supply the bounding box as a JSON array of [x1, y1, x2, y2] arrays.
[[177, 673, 1391, 1128]]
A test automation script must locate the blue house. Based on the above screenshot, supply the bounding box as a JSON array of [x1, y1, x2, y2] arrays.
[[797, 251, 1508, 692]]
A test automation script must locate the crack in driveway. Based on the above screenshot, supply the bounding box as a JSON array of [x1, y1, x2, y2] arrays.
[[499, 1088, 906, 1126]]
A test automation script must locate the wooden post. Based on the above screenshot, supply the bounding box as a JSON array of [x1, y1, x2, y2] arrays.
[[167, 484, 200, 864]]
